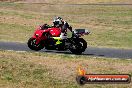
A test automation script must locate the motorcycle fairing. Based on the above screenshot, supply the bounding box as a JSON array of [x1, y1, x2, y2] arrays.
[[32, 29, 47, 45], [49, 27, 61, 37]]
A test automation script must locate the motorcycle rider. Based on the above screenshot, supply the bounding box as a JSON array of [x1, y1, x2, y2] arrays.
[[53, 17, 72, 39]]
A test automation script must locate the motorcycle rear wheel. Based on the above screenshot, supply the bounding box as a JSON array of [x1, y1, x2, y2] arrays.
[[69, 38, 87, 54]]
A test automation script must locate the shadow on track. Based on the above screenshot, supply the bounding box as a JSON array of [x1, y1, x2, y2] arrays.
[[42, 49, 104, 57]]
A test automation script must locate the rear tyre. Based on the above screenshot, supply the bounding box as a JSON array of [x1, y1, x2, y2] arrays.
[[27, 38, 44, 51], [69, 38, 87, 54]]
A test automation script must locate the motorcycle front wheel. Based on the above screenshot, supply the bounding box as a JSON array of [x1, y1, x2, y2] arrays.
[[27, 38, 44, 51]]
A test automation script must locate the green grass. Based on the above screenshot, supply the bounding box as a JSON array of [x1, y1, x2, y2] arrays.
[[0, 52, 78, 88], [1, 58, 44, 87], [0, 50, 132, 88], [0, 23, 34, 42], [0, 2, 132, 48], [1, 0, 132, 4], [0, 11, 35, 19]]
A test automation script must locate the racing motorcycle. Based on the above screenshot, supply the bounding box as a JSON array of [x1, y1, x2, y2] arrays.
[[27, 24, 90, 54]]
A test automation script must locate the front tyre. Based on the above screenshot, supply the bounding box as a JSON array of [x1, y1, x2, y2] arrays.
[[69, 38, 87, 54], [27, 38, 44, 51]]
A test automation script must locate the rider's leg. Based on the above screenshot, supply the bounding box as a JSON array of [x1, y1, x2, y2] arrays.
[[60, 26, 67, 39], [60, 32, 67, 39]]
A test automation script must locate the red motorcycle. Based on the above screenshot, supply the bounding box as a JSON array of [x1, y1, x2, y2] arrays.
[[27, 24, 90, 54]]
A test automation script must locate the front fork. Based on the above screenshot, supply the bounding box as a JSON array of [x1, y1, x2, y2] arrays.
[[32, 35, 47, 45]]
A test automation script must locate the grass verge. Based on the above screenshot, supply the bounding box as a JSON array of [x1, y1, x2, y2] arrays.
[[0, 50, 132, 88]]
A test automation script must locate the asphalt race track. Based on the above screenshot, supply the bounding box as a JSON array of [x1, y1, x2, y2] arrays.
[[0, 41, 132, 59]]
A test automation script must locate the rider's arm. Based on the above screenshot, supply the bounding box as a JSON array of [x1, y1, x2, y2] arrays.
[[63, 21, 72, 32], [68, 26, 72, 32]]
